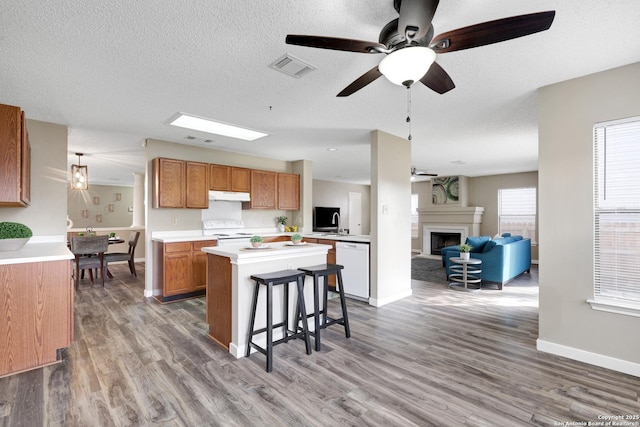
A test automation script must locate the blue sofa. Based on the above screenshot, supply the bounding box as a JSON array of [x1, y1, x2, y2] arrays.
[[441, 235, 531, 289]]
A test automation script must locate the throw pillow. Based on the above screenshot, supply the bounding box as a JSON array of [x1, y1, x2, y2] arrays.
[[466, 236, 491, 253]]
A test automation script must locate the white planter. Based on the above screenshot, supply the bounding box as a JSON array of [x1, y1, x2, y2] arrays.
[[278, 224, 285, 232], [0, 237, 30, 252], [460, 252, 470, 261]]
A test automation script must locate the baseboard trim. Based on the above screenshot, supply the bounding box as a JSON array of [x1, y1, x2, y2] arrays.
[[536, 339, 640, 377], [369, 289, 413, 307]]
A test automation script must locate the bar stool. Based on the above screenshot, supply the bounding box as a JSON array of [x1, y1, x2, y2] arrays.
[[296, 263, 351, 351], [246, 270, 312, 372]]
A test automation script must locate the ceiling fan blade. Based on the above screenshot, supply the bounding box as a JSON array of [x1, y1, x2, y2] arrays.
[[397, 0, 440, 41], [419, 62, 455, 94], [286, 35, 386, 54], [412, 167, 438, 177], [430, 11, 556, 53], [337, 66, 383, 97]]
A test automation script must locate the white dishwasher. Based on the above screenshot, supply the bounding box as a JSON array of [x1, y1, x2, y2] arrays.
[[335, 242, 370, 301]]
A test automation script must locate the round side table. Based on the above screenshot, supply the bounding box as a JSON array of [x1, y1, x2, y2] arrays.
[[449, 257, 482, 291]]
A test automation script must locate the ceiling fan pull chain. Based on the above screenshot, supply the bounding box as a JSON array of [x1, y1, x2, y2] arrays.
[[406, 85, 412, 141]]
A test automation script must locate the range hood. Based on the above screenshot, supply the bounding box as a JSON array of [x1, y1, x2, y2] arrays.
[[208, 190, 251, 202]]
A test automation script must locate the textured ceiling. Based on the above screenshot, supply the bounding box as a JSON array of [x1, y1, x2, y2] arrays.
[[1, 0, 639, 185]]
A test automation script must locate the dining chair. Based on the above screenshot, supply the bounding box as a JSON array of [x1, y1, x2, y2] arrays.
[[105, 231, 141, 277], [70, 235, 109, 290]]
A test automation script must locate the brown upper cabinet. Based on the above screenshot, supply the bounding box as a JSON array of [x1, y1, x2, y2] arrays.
[[186, 161, 209, 209], [153, 157, 185, 208], [250, 169, 277, 209], [277, 173, 300, 210], [153, 158, 209, 209], [0, 103, 31, 207], [209, 164, 251, 192]]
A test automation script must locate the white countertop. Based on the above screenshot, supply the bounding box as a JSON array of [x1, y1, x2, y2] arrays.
[[201, 241, 331, 262], [0, 241, 73, 265], [151, 229, 370, 244]]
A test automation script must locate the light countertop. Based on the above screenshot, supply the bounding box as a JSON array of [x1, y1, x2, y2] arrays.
[[201, 241, 331, 262], [0, 241, 73, 265], [151, 230, 370, 244]]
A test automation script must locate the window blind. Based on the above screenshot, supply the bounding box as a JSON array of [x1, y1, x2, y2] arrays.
[[498, 188, 537, 243], [593, 117, 640, 304]]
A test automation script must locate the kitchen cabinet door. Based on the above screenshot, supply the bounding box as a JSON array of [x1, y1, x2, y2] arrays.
[[230, 167, 251, 192], [153, 158, 185, 208], [210, 164, 232, 191], [164, 251, 192, 296], [250, 170, 277, 209], [0, 103, 30, 207], [186, 161, 209, 208], [277, 173, 300, 210]]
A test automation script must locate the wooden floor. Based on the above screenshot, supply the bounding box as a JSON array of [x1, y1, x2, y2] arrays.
[[1, 263, 639, 426]]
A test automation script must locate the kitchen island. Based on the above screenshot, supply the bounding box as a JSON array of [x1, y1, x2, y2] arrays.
[[1, 240, 74, 377], [202, 241, 331, 358]]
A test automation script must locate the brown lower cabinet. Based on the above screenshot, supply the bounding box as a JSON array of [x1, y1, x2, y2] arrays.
[[1, 259, 73, 377], [304, 238, 337, 287], [153, 240, 217, 303]]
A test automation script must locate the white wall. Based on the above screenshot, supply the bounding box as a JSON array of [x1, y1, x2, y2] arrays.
[[538, 62, 640, 375]]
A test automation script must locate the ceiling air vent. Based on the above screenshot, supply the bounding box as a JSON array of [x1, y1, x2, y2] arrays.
[[269, 54, 316, 78]]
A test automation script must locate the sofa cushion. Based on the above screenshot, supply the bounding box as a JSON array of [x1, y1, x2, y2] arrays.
[[483, 237, 506, 253], [465, 236, 491, 253]]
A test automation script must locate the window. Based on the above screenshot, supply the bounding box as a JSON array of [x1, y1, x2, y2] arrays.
[[589, 116, 640, 315], [411, 193, 419, 238], [498, 188, 537, 243]]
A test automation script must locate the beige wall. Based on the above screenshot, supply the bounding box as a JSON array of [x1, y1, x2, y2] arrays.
[[538, 62, 640, 372], [2, 119, 68, 237], [370, 130, 412, 306], [469, 172, 539, 260], [67, 184, 134, 229], [411, 172, 539, 260], [312, 179, 371, 235]]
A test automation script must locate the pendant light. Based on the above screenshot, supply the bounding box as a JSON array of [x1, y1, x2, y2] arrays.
[[71, 152, 88, 190]]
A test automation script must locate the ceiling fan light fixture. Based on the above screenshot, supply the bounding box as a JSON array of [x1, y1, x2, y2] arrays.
[[379, 47, 436, 86]]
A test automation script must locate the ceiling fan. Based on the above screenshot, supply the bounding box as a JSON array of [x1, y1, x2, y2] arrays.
[[411, 167, 437, 178], [286, 0, 555, 96]]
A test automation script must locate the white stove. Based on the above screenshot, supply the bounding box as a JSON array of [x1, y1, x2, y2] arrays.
[[202, 219, 253, 245]]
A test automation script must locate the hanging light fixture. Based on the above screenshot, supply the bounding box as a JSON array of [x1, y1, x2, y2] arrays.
[[71, 152, 88, 190]]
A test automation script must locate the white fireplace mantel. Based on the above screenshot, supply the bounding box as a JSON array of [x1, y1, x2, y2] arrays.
[[418, 206, 484, 255]]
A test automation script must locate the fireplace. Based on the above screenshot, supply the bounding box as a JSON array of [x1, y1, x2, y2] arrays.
[[431, 232, 461, 255]]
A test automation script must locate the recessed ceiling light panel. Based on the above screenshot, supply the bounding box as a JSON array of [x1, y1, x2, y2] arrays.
[[168, 112, 268, 141]]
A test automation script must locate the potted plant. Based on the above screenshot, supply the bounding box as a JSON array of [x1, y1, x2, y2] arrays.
[[275, 216, 287, 232], [459, 243, 473, 260], [0, 222, 33, 252], [291, 233, 303, 244], [250, 235, 264, 248]]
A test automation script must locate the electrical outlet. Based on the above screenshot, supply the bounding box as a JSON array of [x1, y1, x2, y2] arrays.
[[172, 217, 178, 225]]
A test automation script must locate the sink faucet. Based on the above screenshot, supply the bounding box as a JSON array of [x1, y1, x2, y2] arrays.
[[332, 212, 341, 234]]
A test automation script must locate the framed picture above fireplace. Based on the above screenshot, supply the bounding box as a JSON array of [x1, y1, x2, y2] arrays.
[[432, 176, 459, 205]]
